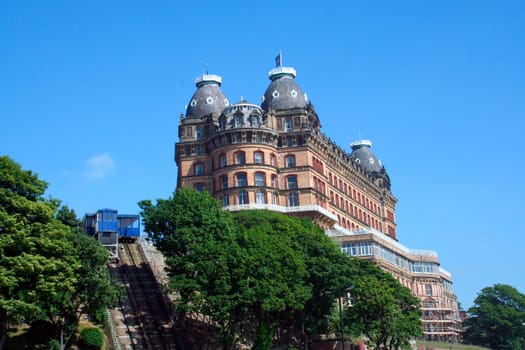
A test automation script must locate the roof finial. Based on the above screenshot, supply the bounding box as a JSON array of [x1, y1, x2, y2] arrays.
[[206, 62, 209, 75]]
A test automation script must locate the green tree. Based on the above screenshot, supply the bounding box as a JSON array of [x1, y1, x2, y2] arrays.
[[140, 190, 356, 350], [344, 261, 422, 350], [139, 188, 241, 349], [232, 210, 311, 349], [463, 284, 525, 350], [0, 156, 78, 346], [67, 232, 121, 323], [295, 219, 356, 338], [55, 204, 81, 230], [0, 156, 122, 348]]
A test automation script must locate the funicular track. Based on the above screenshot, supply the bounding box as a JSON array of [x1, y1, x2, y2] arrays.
[[111, 243, 189, 350]]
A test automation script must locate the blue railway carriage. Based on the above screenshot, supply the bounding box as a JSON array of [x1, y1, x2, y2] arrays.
[[83, 208, 140, 260], [117, 214, 140, 242]]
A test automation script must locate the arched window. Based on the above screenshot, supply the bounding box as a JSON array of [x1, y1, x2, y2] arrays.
[[271, 192, 278, 205], [288, 192, 299, 207], [255, 190, 265, 204], [235, 114, 243, 128], [271, 174, 277, 188], [221, 175, 228, 190], [254, 151, 264, 164], [255, 172, 265, 186], [222, 194, 229, 206], [251, 115, 260, 127], [285, 155, 295, 168], [236, 173, 247, 187], [219, 154, 227, 168], [235, 151, 245, 165], [270, 154, 277, 166], [195, 163, 204, 176], [238, 190, 248, 204], [219, 116, 226, 130]]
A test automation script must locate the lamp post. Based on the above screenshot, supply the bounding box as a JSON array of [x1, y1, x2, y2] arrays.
[[337, 286, 353, 350]]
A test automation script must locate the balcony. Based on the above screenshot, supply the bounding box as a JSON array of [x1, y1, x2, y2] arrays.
[[224, 203, 338, 223]]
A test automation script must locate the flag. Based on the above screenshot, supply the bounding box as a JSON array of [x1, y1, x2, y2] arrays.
[[275, 53, 281, 67]]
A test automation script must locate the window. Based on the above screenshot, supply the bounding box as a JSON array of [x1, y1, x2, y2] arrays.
[[285, 118, 292, 131], [195, 146, 202, 155], [236, 173, 247, 187], [195, 127, 202, 140], [235, 114, 243, 128], [219, 117, 226, 130], [255, 173, 265, 186], [222, 194, 229, 206], [238, 190, 248, 204], [272, 192, 278, 205], [288, 192, 299, 206], [425, 284, 432, 296], [271, 174, 277, 188], [255, 190, 265, 204], [287, 175, 297, 189], [254, 151, 264, 164], [220, 154, 227, 168], [270, 154, 277, 166], [286, 136, 293, 147], [285, 155, 295, 168], [195, 163, 204, 176], [195, 183, 205, 192], [235, 151, 245, 165], [251, 115, 260, 127], [221, 175, 228, 190]]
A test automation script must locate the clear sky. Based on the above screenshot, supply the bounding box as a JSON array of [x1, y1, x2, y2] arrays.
[[1, 1, 524, 309]]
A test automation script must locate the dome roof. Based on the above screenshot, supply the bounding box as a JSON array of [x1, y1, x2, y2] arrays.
[[261, 67, 308, 111], [218, 100, 265, 130], [185, 74, 230, 118], [350, 140, 383, 173]]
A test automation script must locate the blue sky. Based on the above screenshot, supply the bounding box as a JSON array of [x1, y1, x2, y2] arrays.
[[1, 1, 524, 309]]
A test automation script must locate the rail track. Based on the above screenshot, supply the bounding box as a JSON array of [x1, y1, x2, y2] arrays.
[[110, 243, 188, 350]]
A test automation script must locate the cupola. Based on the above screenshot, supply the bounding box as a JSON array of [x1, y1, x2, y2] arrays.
[[185, 74, 230, 119], [261, 58, 308, 112], [350, 139, 383, 173]]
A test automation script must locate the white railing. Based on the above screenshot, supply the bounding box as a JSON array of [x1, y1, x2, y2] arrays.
[[224, 203, 338, 221]]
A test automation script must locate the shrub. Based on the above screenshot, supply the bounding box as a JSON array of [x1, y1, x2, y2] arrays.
[[80, 327, 104, 349]]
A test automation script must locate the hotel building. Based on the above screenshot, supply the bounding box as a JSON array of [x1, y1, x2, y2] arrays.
[[174, 61, 461, 341]]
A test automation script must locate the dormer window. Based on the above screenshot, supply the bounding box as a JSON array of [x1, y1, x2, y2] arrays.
[[251, 115, 260, 127], [195, 127, 202, 140], [285, 118, 292, 131], [235, 114, 243, 128]]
